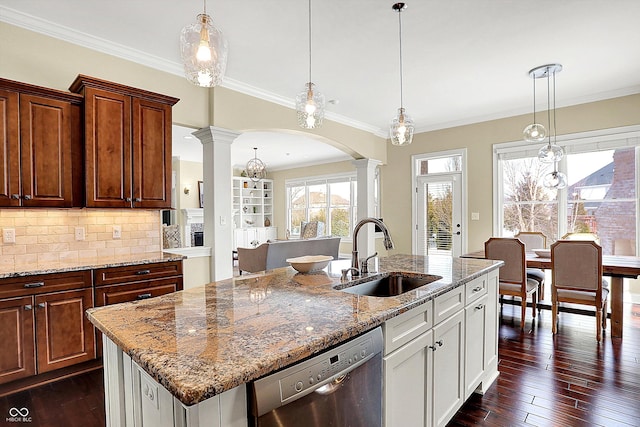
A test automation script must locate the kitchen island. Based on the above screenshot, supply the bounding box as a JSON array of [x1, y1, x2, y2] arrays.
[[87, 254, 502, 427]]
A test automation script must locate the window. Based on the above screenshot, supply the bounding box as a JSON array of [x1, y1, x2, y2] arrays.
[[286, 175, 358, 238], [495, 127, 639, 256]]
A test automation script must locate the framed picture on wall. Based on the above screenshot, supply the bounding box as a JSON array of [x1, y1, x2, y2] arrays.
[[198, 181, 204, 208]]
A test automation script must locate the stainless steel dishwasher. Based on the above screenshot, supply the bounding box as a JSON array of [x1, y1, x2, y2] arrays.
[[249, 327, 383, 427]]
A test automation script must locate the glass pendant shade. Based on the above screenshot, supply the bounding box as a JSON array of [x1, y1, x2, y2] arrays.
[[246, 148, 266, 182], [180, 13, 228, 87], [390, 107, 414, 146], [538, 143, 564, 163], [523, 123, 547, 142], [543, 170, 567, 189], [296, 82, 325, 129]]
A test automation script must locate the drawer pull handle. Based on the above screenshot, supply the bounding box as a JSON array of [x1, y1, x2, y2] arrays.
[[137, 293, 152, 300], [473, 286, 483, 292], [475, 304, 485, 311], [37, 303, 45, 308], [435, 340, 443, 347], [24, 282, 45, 288], [134, 197, 142, 202], [135, 270, 151, 275], [428, 345, 437, 352], [24, 305, 33, 311], [23, 195, 32, 200], [11, 194, 20, 200], [125, 197, 132, 202]]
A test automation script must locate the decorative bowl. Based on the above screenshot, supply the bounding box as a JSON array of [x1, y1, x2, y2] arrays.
[[533, 249, 551, 258], [286, 255, 334, 273]]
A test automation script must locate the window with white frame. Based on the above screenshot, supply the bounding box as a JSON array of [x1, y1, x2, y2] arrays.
[[494, 127, 639, 256], [286, 174, 358, 238]]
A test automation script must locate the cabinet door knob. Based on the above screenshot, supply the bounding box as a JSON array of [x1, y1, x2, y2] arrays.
[[134, 197, 142, 202], [428, 345, 437, 352], [475, 304, 485, 311], [24, 282, 45, 289], [24, 304, 33, 311], [435, 340, 443, 347], [125, 197, 132, 202], [23, 195, 32, 200], [37, 303, 45, 308], [11, 194, 20, 200]]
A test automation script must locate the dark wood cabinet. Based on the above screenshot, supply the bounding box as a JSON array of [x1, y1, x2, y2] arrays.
[[70, 75, 179, 209], [0, 79, 83, 207], [0, 296, 35, 384], [0, 271, 95, 386]]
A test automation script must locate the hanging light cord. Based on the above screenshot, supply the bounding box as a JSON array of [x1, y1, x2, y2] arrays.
[[308, 0, 312, 84], [552, 70, 557, 144], [398, 6, 404, 108], [532, 77, 537, 124], [203, 0, 207, 15], [546, 68, 551, 148]]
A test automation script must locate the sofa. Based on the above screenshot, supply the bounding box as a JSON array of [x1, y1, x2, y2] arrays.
[[237, 236, 341, 274]]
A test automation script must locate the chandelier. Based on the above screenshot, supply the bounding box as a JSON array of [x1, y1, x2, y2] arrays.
[[525, 64, 566, 189], [389, 3, 414, 146], [180, 0, 228, 87], [295, 0, 325, 129], [246, 148, 267, 182]]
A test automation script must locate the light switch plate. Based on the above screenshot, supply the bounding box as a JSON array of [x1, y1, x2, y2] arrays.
[[471, 212, 480, 221], [74, 227, 85, 241], [112, 225, 122, 239], [3, 228, 16, 244]]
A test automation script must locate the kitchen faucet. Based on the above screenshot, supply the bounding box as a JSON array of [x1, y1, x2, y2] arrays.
[[351, 218, 394, 276]]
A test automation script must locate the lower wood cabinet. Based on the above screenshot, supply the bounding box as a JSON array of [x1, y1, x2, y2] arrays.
[[0, 271, 95, 385]]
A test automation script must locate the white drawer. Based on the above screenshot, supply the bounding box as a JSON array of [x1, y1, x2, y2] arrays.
[[383, 300, 433, 355], [465, 274, 488, 306], [433, 286, 464, 326]]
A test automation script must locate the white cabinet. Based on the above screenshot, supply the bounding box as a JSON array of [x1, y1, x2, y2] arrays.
[[432, 308, 465, 427], [102, 336, 247, 427], [382, 269, 499, 427], [384, 329, 433, 427], [464, 270, 499, 398], [233, 227, 277, 249]]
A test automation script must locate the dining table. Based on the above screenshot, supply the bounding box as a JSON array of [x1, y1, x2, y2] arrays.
[[461, 250, 640, 338]]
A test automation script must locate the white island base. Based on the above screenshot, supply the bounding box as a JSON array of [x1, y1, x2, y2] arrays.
[[102, 337, 247, 427]]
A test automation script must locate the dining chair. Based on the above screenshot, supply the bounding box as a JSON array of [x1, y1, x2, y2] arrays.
[[485, 237, 539, 330], [515, 231, 548, 298], [560, 232, 600, 244], [550, 240, 609, 341]]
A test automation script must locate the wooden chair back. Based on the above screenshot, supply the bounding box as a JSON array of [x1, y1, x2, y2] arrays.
[[560, 232, 600, 244], [551, 240, 602, 293], [515, 231, 547, 250], [485, 238, 526, 285]]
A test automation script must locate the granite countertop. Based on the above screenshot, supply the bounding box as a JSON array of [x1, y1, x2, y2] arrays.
[[86, 254, 502, 406], [0, 251, 185, 279]]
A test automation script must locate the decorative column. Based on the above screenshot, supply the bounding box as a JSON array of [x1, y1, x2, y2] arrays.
[[352, 158, 382, 261], [193, 126, 239, 281]]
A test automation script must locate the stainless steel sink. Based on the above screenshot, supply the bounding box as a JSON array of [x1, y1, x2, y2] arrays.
[[338, 273, 442, 297]]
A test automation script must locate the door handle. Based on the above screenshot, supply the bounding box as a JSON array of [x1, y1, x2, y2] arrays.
[[24, 282, 45, 288]]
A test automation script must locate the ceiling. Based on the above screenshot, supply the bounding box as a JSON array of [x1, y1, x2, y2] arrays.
[[2, 0, 640, 168]]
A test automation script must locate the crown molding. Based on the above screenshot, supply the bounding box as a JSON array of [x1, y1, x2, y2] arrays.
[[1, 5, 386, 139]]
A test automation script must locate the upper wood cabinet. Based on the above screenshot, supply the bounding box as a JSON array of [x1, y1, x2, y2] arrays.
[[0, 79, 83, 207], [69, 75, 179, 208]]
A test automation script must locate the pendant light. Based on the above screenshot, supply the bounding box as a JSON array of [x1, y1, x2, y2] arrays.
[[527, 63, 567, 189], [522, 73, 546, 142], [246, 148, 267, 182], [180, 0, 228, 87], [389, 3, 414, 146], [296, 0, 325, 129]]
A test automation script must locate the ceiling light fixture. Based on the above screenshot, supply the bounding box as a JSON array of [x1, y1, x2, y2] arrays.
[[522, 71, 547, 142], [527, 63, 567, 189], [296, 0, 325, 129], [246, 148, 267, 182], [180, 0, 228, 87], [390, 2, 414, 146]]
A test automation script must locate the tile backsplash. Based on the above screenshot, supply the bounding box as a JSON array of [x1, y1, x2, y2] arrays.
[[0, 209, 161, 266]]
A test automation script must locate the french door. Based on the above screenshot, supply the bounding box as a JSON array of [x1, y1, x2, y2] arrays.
[[416, 173, 462, 257]]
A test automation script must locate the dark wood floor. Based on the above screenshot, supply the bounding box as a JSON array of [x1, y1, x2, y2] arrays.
[[2, 302, 639, 427], [449, 302, 640, 427]]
